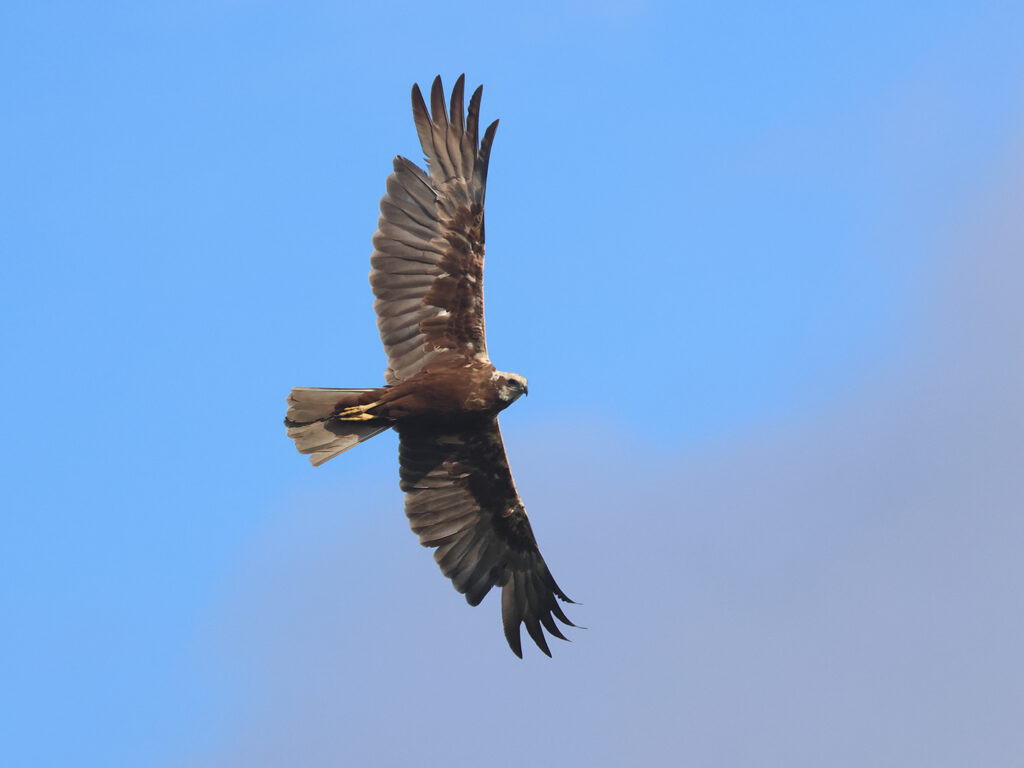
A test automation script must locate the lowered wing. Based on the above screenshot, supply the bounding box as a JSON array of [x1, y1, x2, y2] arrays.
[[369, 74, 499, 383], [397, 417, 575, 657]]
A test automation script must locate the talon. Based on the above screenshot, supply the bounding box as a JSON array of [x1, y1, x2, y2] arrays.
[[336, 400, 384, 420]]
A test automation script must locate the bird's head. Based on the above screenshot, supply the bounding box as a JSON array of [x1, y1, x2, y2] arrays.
[[494, 371, 529, 405]]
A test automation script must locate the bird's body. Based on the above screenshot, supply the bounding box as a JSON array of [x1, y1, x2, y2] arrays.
[[284, 76, 574, 657]]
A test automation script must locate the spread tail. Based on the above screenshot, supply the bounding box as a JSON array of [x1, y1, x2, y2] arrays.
[[284, 387, 389, 466]]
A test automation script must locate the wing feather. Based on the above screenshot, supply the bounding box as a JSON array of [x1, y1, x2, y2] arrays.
[[409, 504, 471, 527], [372, 271, 437, 288], [503, 570, 528, 657], [428, 76, 457, 180], [452, 538, 492, 595], [397, 418, 574, 657], [436, 532, 479, 576], [392, 156, 438, 209], [386, 341, 439, 374], [373, 297, 427, 319], [410, 84, 436, 174], [523, 587, 550, 657], [454, 83, 474, 181], [370, 76, 497, 384], [375, 220, 445, 252], [375, 309, 436, 341], [464, 551, 500, 607], [475, 119, 499, 205], [466, 87, 482, 139], [384, 178, 436, 227], [449, 74, 465, 131], [539, 607, 569, 642], [378, 201, 439, 241], [371, 239, 444, 267], [415, 515, 478, 545]]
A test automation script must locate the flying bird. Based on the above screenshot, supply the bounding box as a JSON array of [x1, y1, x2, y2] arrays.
[[284, 75, 575, 657]]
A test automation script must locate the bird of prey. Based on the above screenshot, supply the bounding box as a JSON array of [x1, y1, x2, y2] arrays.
[[284, 75, 575, 657]]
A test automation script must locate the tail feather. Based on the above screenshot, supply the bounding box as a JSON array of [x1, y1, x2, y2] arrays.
[[285, 387, 389, 466], [285, 387, 376, 422]]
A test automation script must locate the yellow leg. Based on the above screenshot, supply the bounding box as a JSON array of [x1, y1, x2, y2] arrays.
[[335, 400, 384, 421]]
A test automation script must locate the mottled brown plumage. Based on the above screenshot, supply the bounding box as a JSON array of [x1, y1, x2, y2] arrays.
[[284, 75, 574, 657]]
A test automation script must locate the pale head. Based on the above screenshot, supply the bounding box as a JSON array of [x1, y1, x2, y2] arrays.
[[493, 371, 529, 405]]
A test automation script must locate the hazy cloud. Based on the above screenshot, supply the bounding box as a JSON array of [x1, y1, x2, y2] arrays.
[[188, 140, 1024, 767]]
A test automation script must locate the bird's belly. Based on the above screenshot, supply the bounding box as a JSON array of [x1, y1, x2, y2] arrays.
[[379, 373, 498, 422]]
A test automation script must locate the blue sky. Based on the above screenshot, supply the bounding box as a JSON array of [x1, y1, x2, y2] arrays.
[[3, 2, 1023, 766]]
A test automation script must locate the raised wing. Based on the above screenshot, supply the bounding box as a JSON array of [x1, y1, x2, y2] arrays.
[[397, 418, 575, 657], [370, 74, 499, 384]]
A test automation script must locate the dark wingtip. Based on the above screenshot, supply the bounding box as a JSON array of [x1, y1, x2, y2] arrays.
[[551, 600, 578, 628], [466, 84, 483, 151], [450, 74, 467, 131], [539, 611, 569, 642], [430, 75, 447, 124], [525, 619, 552, 657], [479, 119, 499, 159], [505, 627, 524, 659], [548, 573, 577, 604]]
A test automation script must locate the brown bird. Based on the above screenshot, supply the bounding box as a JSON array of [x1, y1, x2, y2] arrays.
[[284, 75, 575, 657]]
